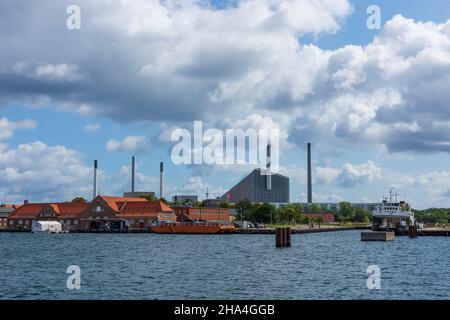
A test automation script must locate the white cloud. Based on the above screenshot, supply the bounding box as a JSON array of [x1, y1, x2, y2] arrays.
[[106, 136, 151, 153], [13, 62, 83, 82], [167, 176, 226, 200], [0, 141, 91, 201], [0, 117, 36, 141], [84, 123, 101, 133], [314, 160, 382, 188], [0, 6, 445, 154]]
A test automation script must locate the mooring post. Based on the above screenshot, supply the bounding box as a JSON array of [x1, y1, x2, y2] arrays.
[[276, 227, 291, 247], [409, 225, 418, 238]]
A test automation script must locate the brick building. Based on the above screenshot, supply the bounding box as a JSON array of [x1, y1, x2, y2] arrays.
[[7, 202, 89, 230], [6, 196, 176, 231], [303, 212, 335, 223], [75, 196, 176, 231], [0, 204, 20, 229], [173, 206, 233, 224]]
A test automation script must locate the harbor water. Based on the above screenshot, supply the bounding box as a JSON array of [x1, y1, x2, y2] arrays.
[[0, 230, 449, 300]]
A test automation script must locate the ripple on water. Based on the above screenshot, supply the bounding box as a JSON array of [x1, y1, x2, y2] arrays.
[[0, 231, 449, 299]]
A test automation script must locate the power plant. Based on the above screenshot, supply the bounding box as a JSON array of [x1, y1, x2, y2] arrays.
[[92, 142, 313, 204], [220, 144, 289, 204]]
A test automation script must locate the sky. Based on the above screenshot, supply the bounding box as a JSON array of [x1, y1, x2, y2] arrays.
[[1, 0, 450, 209]]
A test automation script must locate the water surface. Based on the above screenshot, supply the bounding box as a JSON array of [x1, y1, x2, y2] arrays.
[[0, 231, 448, 299]]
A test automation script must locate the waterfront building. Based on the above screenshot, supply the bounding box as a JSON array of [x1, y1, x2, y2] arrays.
[[7, 202, 89, 230], [172, 195, 198, 203], [117, 200, 176, 229], [173, 206, 233, 224], [6, 196, 176, 231], [76, 196, 176, 231], [8, 203, 50, 229], [123, 191, 155, 198], [0, 204, 19, 229], [220, 169, 290, 204], [303, 212, 335, 223]]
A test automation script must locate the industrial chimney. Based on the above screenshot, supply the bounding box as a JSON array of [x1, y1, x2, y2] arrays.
[[93, 160, 98, 199], [307, 143, 312, 204], [159, 162, 164, 199], [131, 156, 135, 193], [266, 144, 272, 190]]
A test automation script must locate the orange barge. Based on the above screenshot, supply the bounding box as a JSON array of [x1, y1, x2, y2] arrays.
[[151, 222, 234, 234]]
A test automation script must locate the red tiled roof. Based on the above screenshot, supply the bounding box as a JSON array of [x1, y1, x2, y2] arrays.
[[118, 200, 173, 218], [56, 202, 90, 218], [8, 203, 48, 219], [8, 202, 90, 219], [99, 196, 148, 212]]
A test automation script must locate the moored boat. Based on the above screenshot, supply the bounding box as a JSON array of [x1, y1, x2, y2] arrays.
[[371, 188, 415, 233]]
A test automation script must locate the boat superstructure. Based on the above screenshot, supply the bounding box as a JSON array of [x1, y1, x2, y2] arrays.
[[371, 188, 415, 232]]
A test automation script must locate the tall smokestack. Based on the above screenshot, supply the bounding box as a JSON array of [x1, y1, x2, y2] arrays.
[[159, 162, 164, 199], [307, 143, 312, 204], [131, 156, 135, 193], [266, 144, 272, 190], [93, 160, 98, 199]]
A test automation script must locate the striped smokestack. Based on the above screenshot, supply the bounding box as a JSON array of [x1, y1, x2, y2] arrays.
[[266, 144, 272, 190], [93, 160, 98, 199], [131, 156, 135, 193], [307, 143, 312, 204], [159, 162, 164, 199]]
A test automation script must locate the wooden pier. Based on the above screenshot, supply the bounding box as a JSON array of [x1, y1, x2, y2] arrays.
[[418, 229, 450, 237], [234, 226, 368, 234]]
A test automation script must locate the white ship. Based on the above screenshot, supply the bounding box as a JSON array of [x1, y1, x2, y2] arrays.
[[371, 188, 415, 232]]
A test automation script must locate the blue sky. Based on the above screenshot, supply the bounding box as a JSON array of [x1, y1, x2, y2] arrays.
[[1, 0, 449, 208]]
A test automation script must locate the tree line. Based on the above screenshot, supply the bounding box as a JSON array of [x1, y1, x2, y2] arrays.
[[413, 208, 450, 224]]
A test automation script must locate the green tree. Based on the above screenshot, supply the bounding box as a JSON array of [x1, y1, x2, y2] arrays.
[[314, 216, 323, 228], [141, 194, 156, 201], [354, 207, 371, 223], [159, 197, 169, 204], [251, 203, 276, 223], [235, 199, 253, 223], [414, 208, 449, 224], [336, 201, 355, 222], [72, 197, 87, 203], [309, 204, 323, 213], [278, 204, 304, 225], [220, 201, 230, 208]]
